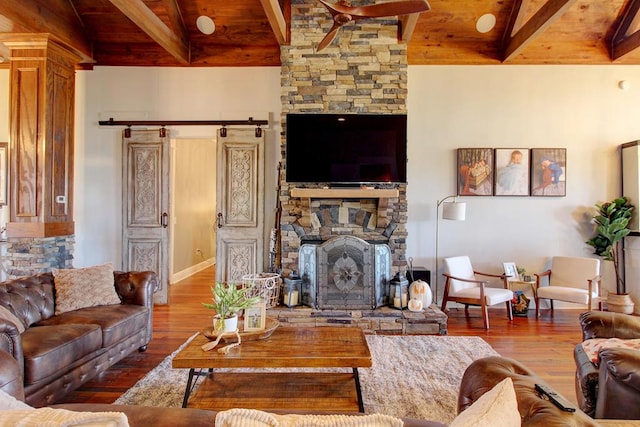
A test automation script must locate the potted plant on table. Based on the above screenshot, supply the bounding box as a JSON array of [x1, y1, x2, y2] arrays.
[[586, 196, 635, 314], [203, 282, 262, 333]]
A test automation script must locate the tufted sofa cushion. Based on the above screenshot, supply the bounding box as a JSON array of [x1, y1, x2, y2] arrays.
[[0, 274, 56, 328], [21, 324, 103, 387], [37, 304, 149, 348]]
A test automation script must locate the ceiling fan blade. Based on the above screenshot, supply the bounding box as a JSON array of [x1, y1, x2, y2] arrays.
[[320, 0, 430, 19], [317, 23, 343, 51]]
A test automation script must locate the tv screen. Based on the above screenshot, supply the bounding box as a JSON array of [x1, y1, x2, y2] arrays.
[[285, 113, 407, 184]]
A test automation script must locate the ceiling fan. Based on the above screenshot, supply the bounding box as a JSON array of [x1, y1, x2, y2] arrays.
[[316, 0, 431, 51]]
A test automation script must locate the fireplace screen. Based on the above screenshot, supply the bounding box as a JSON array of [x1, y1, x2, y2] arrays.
[[299, 236, 390, 309]]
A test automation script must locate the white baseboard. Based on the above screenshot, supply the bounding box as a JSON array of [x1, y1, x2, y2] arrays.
[[171, 258, 215, 284]]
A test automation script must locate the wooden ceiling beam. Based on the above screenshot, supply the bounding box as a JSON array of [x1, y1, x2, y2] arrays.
[[0, 0, 92, 62], [502, 0, 577, 62], [611, 0, 640, 60], [259, 0, 288, 45], [399, 13, 420, 43], [107, 0, 190, 64], [160, 0, 189, 47]]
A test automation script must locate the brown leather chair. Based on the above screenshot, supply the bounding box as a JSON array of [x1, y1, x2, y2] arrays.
[[574, 311, 640, 419]]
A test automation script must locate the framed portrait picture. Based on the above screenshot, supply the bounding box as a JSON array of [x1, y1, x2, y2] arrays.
[[531, 148, 566, 197], [457, 148, 494, 196], [244, 301, 266, 332], [503, 262, 518, 281], [494, 148, 530, 196], [0, 142, 6, 206]]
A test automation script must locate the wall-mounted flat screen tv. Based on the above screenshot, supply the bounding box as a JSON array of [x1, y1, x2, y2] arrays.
[[285, 113, 407, 184]]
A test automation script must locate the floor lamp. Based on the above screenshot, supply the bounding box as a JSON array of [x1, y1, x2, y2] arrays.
[[434, 195, 466, 303]]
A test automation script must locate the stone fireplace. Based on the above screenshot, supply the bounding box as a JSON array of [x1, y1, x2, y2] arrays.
[[279, 0, 408, 277], [298, 235, 391, 309]]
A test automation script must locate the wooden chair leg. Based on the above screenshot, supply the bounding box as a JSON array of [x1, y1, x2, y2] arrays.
[[505, 301, 513, 320], [481, 301, 489, 329], [535, 297, 540, 318]]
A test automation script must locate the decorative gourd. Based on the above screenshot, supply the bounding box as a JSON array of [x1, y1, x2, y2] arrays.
[[408, 298, 423, 312], [409, 279, 433, 308]]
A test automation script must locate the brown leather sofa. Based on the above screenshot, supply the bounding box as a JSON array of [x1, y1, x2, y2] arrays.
[[0, 271, 158, 407], [459, 356, 598, 426], [574, 310, 640, 419], [1, 347, 597, 426]]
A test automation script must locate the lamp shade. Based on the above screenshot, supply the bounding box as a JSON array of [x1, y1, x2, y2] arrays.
[[442, 202, 466, 221]]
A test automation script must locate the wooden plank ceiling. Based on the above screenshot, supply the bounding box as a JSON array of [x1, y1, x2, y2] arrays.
[[0, 0, 640, 67]]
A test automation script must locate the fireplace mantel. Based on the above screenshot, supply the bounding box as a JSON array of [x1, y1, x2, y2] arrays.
[[290, 188, 399, 199]]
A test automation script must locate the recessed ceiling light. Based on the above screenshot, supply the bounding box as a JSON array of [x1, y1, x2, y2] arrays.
[[196, 15, 215, 35], [476, 13, 496, 34]]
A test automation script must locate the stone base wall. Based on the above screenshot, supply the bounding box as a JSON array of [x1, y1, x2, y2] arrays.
[[268, 305, 448, 335], [2, 235, 75, 277], [279, 0, 409, 276]]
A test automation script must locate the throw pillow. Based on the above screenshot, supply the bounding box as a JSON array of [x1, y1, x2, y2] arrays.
[[0, 407, 129, 427], [52, 263, 121, 315], [215, 408, 404, 427], [0, 305, 25, 334], [449, 377, 520, 427], [0, 388, 31, 410], [581, 338, 640, 366]]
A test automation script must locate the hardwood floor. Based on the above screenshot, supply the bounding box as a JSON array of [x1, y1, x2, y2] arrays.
[[60, 266, 584, 406]]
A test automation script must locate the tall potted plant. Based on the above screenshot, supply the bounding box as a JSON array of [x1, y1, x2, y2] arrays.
[[586, 196, 635, 313], [203, 282, 261, 333]]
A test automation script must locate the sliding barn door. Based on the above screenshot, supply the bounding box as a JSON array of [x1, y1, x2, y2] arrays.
[[122, 129, 170, 304], [215, 128, 265, 282]]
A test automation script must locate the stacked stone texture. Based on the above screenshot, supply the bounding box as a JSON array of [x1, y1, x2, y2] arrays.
[[280, 0, 409, 275]]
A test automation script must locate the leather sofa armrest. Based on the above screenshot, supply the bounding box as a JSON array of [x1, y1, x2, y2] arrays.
[[579, 311, 640, 340], [0, 320, 24, 372], [114, 271, 158, 308], [573, 343, 599, 417], [595, 348, 640, 419], [0, 349, 25, 401]]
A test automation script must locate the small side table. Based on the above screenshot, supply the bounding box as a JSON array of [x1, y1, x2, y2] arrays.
[[508, 279, 536, 297]]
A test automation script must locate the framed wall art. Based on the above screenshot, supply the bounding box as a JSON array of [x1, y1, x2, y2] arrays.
[[531, 148, 566, 197], [0, 142, 7, 206], [244, 301, 266, 331], [494, 148, 530, 196], [457, 148, 494, 196]]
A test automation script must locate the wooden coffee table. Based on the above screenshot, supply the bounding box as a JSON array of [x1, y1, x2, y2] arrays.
[[172, 326, 372, 412]]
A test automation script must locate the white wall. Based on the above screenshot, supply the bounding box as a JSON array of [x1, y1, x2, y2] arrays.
[[407, 65, 640, 303], [73, 67, 282, 269], [3, 65, 640, 306]]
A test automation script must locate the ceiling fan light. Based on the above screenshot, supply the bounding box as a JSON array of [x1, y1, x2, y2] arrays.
[[197, 15, 216, 35], [476, 13, 496, 34]]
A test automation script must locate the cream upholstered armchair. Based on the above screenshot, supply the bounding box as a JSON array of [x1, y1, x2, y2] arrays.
[[441, 256, 514, 329], [534, 256, 601, 318]]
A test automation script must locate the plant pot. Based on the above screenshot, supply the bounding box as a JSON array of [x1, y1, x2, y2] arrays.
[[607, 293, 635, 315], [213, 314, 238, 333]]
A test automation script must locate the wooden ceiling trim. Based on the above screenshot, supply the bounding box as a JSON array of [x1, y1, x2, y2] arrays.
[[0, 0, 92, 62], [107, 0, 190, 64], [501, 0, 578, 62], [259, 0, 288, 44], [611, 0, 640, 60], [160, 0, 189, 46], [399, 13, 420, 43]]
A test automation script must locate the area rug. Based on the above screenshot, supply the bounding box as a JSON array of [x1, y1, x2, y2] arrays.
[[114, 334, 498, 424]]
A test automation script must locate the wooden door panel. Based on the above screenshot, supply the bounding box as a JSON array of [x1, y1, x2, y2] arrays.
[[123, 130, 169, 304], [216, 129, 264, 283], [218, 239, 258, 283]]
